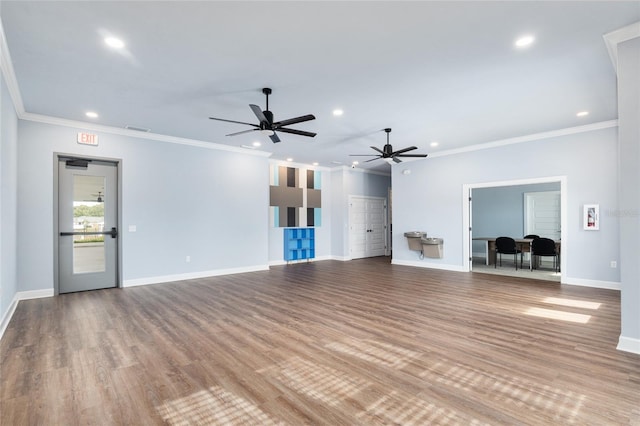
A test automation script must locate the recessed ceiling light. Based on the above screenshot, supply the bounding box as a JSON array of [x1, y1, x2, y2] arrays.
[[252, 141, 261, 147], [85, 111, 98, 118], [430, 141, 439, 147], [333, 109, 344, 116], [515, 35, 535, 48], [312, 162, 319, 166], [576, 111, 589, 117], [104, 37, 125, 49], [352, 161, 359, 165], [286, 158, 293, 162]]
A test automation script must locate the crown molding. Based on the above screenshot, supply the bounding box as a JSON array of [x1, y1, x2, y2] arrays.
[[428, 120, 619, 159], [0, 20, 25, 115], [20, 112, 272, 157], [604, 21, 640, 74]]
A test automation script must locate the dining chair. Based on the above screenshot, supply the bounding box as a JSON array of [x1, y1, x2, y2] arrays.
[[531, 237, 559, 272], [495, 237, 522, 270]]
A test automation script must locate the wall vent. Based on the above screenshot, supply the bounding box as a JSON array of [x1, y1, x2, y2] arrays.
[[125, 125, 150, 132]]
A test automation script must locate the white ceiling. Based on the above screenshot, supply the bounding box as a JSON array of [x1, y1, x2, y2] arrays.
[[2, 1, 638, 172]]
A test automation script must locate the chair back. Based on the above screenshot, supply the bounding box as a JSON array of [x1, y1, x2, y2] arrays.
[[532, 237, 556, 255], [496, 237, 517, 253], [524, 234, 540, 239]]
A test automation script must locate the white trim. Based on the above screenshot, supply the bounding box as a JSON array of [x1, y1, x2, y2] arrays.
[[122, 265, 270, 288], [603, 21, 640, 73], [20, 112, 272, 157], [392, 259, 467, 272], [0, 289, 54, 342], [430, 120, 618, 159], [0, 20, 25, 115], [269, 159, 332, 172], [269, 255, 332, 267], [330, 165, 391, 177], [0, 298, 19, 341], [617, 336, 640, 355], [463, 176, 567, 274], [561, 277, 620, 291]]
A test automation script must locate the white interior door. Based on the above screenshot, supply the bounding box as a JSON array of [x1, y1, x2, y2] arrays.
[[58, 158, 119, 293], [349, 196, 387, 259], [524, 191, 561, 240]]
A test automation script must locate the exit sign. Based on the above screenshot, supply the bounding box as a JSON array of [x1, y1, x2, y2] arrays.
[[77, 132, 98, 146]]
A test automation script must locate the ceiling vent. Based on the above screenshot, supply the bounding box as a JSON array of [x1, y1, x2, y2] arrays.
[[125, 125, 150, 132]]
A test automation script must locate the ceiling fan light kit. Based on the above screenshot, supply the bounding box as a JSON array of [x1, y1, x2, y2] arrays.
[[209, 87, 316, 143]]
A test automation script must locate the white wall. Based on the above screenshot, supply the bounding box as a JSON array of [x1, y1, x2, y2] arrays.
[[617, 36, 640, 351], [0, 71, 18, 322], [17, 120, 270, 291], [392, 126, 620, 286]]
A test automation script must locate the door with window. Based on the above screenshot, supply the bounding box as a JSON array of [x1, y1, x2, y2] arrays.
[[58, 157, 118, 293]]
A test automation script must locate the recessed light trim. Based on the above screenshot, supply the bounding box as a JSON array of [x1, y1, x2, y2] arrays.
[[104, 37, 125, 49], [430, 141, 439, 147], [352, 161, 359, 165], [576, 111, 589, 117], [85, 111, 98, 118], [252, 141, 261, 147], [515, 35, 535, 48], [286, 158, 293, 162], [312, 162, 319, 166], [333, 109, 344, 116]]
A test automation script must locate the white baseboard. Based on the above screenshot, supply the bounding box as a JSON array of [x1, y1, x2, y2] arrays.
[[122, 264, 270, 288], [269, 255, 334, 267], [392, 259, 467, 272], [617, 336, 640, 355], [561, 276, 621, 290], [0, 288, 54, 341]]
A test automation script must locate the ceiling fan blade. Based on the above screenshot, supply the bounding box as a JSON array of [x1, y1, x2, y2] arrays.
[[226, 129, 259, 137], [392, 157, 403, 163], [392, 146, 418, 155], [396, 153, 429, 158], [209, 116, 258, 127], [370, 146, 384, 155], [277, 127, 317, 138], [364, 157, 382, 163], [349, 154, 379, 157], [249, 104, 269, 124], [273, 114, 316, 128], [269, 132, 281, 143]]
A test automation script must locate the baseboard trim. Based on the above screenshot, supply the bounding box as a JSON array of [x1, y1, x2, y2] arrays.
[[561, 277, 620, 290], [392, 259, 467, 272], [122, 265, 270, 288], [269, 255, 333, 267], [617, 336, 640, 355], [0, 289, 54, 341]]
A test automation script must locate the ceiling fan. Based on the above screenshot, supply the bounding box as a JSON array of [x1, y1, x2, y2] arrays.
[[209, 88, 316, 143], [92, 191, 104, 203], [350, 128, 428, 163]]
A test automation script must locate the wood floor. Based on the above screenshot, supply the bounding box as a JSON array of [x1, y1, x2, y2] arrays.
[[1, 257, 639, 425]]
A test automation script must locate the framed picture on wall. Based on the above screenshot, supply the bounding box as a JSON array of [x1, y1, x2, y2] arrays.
[[583, 204, 599, 230]]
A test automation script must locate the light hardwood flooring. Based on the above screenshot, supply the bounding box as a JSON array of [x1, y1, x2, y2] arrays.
[[1, 257, 639, 425]]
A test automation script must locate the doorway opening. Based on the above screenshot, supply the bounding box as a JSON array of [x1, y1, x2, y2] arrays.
[[462, 176, 566, 282]]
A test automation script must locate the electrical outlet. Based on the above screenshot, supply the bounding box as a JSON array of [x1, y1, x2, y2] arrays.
[[186, 255, 191, 263], [610, 260, 617, 268]]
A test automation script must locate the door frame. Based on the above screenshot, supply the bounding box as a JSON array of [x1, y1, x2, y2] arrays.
[[462, 176, 567, 276], [53, 153, 123, 295], [348, 195, 389, 260]]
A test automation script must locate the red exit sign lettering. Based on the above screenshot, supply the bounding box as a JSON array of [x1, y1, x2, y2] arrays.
[[77, 132, 98, 146]]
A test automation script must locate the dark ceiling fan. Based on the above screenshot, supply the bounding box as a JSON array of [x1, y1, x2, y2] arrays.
[[350, 128, 428, 163], [209, 88, 316, 143]]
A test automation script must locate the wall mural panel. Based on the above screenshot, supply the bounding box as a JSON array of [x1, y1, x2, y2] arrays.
[[270, 165, 321, 227]]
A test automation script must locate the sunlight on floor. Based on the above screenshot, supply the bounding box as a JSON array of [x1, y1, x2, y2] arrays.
[[524, 307, 591, 323], [325, 338, 421, 369], [270, 356, 369, 407], [419, 360, 586, 423], [543, 297, 601, 310], [156, 386, 282, 426], [357, 390, 488, 426]]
